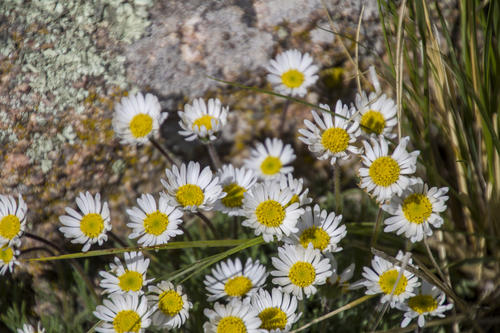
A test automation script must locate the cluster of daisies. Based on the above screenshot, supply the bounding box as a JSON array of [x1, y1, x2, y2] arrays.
[[1, 49, 455, 331]]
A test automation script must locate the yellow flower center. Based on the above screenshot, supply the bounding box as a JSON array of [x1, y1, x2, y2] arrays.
[[289, 261, 316, 287], [221, 183, 246, 208], [0, 246, 14, 263], [378, 269, 408, 296], [284, 194, 300, 208], [217, 316, 247, 333], [255, 200, 285, 227], [260, 156, 282, 175], [79, 213, 104, 238], [369, 156, 400, 187], [129, 113, 153, 138], [360, 110, 386, 135], [143, 211, 169, 235], [113, 310, 141, 333], [118, 270, 143, 292], [259, 307, 288, 330], [299, 226, 331, 251], [224, 276, 253, 297], [408, 294, 438, 314], [176, 184, 204, 207], [192, 115, 216, 131], [402, 194, 433, 224], [0, 214, 21, 240], [158, 290, 184, 317], [321, 127, 350, 153], [281, 69, 305, 88]]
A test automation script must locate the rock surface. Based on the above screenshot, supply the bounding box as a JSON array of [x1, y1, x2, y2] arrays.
[[0, 0, 382, 237]]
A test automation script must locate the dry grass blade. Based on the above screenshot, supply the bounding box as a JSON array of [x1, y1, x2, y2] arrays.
[[289, 295, 376, 332], [395, 0, 407, 141]]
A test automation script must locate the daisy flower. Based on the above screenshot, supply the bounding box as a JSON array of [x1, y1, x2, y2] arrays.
[[244, 138, 296, 180], [382, 182, 449, 242], [203, 298, 264, 333], [99, 251, 153, 295], [325, 253, 355, 291], [215, 164, 258, 216], [58, 192, 111, 252], [204, 257, 267, 302], [284, 204, 346, 253], [251, 288, 301, 332], [271, 244, 332, 300], [241, 182, 304, 243], [126, 193, 183, 246], [299, 101, 362, 164], [361, 251, 420, 307], [94, 293, 152, 333], [112, 92, 167, 145], [178, 98, 228, 142], [161, 161, 224, 212], [358, 136, 420, 203], [17, 322, 45, 333], [0, 244, 20, 275], [0, 194, 27, 247], [276, 173, 312, 208], [266, 49, 319, 97], [397, 280, 454, 328], [148, 281, 192, 329], [355, 91, 397, 137]]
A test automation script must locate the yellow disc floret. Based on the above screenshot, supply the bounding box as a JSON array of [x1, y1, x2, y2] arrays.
[[259, 307, 288, 330], [79, 213, 104, 238], [158, 290, 184, 317], [129, 113, 153, 138], [176, 184, 204, 207], [113, 310, 141, 333], [143, 211, 169, 235], [193, 115, 216, 131], [369, 156, 400, 187], [408, 294, 438, 314], [255, 200, 285, 227], [284, 194, 300, 208], [299, 226, 331, 251], [321, 127, 350, 153], [260, 156, 282, 175], [224, 276, 253, 297], [402, 193, 432, 224], [217, 316, 247, 333], [288, 261, 316, 287], [281, 69, 305, 88], [0, 246, 14, 263], [118, 270, 144, 292], [221, 183, 246, 208], [378, 269, 408, 295], [360, 110, 385, 135], [0, 215, 21, 240]]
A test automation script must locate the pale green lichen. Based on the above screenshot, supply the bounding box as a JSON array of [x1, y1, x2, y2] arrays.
[[0, 0, 153, 172], [112, 159, 126, 174]]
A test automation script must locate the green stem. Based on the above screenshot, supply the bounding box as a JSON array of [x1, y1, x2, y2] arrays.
[[370, 207, 384, 248], [334, 165, 342, 213]]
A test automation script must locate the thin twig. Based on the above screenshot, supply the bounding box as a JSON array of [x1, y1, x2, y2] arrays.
[[333, 165, 342, 213], [423, 235, 448, 286], [149, 137, 175, 165], [109, 231, 128, 248], [370, 207, 384, 248], [24, 232, 99, 302], [278, 99, 290, 135], [20, 246, 55, 256], [206, 142, 222, 169], [195, 212, 218, 238]]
